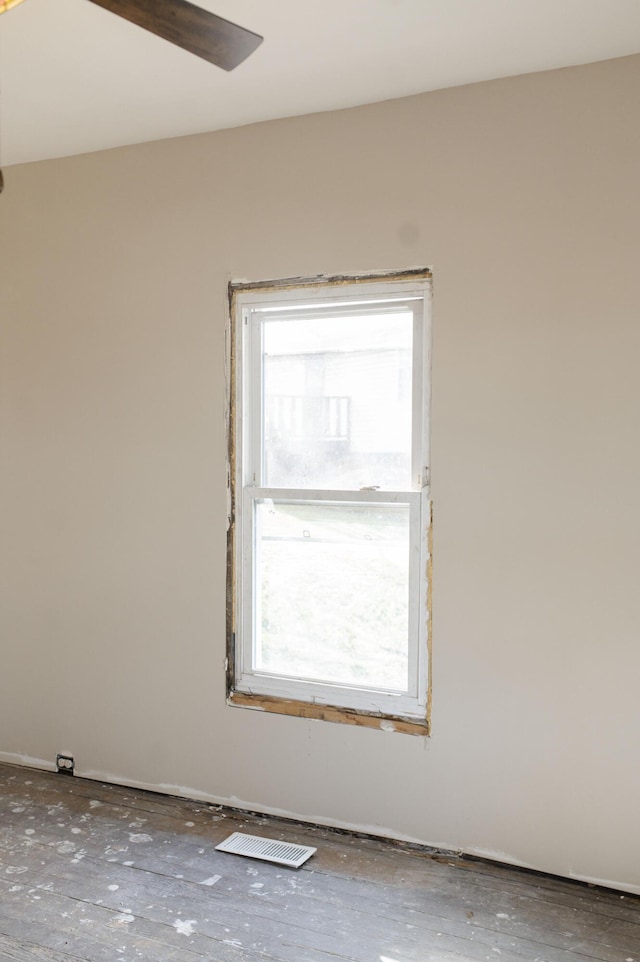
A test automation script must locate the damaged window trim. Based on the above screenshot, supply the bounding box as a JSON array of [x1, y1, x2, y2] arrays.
[[227, 691, 431, 736], [226, 270, 432, 736]]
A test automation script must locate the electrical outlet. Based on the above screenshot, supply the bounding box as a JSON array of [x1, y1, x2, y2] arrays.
[[56, 754, 74, 775]]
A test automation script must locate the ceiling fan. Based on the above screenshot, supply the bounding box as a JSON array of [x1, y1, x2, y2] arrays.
[[0, 0, 263, 190], [0, 0, 264, 71]]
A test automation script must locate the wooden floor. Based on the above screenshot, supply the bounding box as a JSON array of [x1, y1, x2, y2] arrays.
[[0, 763, 637, 962]]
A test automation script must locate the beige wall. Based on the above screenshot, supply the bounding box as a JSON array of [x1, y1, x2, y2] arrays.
[[2, 54, 639, 894]]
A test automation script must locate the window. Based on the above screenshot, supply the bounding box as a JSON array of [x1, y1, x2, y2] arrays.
[[227, 272, 432, 734]]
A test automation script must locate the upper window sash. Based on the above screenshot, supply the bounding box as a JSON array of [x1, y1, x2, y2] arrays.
[[239, 284, 430, 496]]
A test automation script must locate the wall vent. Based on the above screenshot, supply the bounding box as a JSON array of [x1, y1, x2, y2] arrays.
[[215, 832, 316, 868]]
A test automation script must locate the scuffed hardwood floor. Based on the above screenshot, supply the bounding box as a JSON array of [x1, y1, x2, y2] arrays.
[[0, 762, 638, 962]]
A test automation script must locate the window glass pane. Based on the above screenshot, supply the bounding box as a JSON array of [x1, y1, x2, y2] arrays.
[[254, 500, 410, 692], [263, 311, 413, 489]]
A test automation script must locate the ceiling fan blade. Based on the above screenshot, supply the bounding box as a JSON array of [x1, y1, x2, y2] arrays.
[[85, 0, 263, 71]]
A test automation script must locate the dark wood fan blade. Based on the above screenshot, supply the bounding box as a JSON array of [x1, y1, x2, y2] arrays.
[[86, 0, 263, 71]]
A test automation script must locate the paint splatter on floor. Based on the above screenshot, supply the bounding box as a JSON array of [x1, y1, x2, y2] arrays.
[[174, 919, 197, 936]]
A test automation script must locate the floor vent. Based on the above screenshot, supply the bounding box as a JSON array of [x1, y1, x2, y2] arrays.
[[215, 832, 316, 868]]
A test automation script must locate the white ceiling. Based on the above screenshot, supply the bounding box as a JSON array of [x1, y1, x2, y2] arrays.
[[1, 0, 640, 167]]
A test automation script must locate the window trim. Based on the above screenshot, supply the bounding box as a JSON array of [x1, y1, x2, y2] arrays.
[[226, 271, 432, 735]]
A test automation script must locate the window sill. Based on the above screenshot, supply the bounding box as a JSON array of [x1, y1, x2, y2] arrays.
[[227, 689, 430, 736]]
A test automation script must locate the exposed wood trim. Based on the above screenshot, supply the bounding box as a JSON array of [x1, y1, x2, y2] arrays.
[[229, 268, 432, 295], [225, 284, 238, 691], [227, 690, 429, 736]]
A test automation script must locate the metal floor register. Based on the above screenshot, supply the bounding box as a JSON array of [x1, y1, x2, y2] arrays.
[[215, 832, 317, 868]]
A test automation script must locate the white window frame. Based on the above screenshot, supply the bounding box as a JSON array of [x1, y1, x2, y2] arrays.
[[227, 273, 432, 731]]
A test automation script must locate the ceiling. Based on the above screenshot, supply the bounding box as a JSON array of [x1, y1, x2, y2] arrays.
[[1, 0, 640, 167]]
